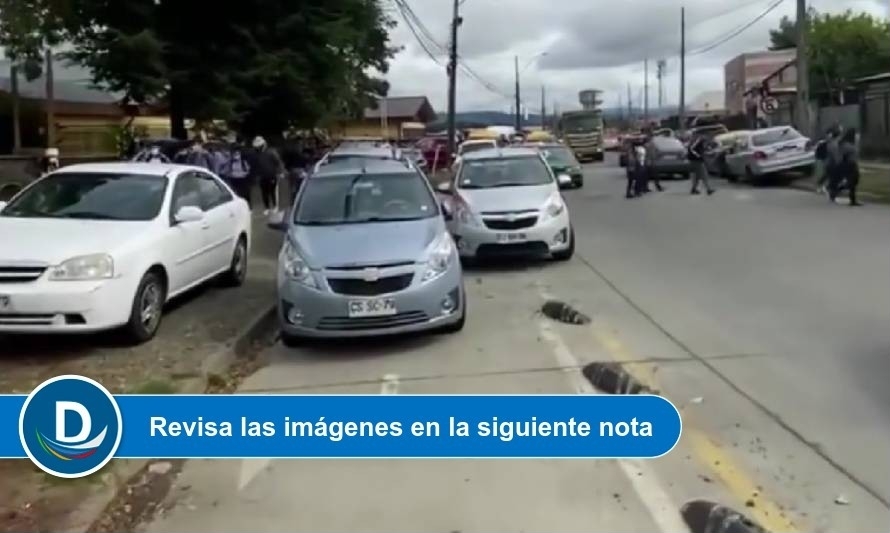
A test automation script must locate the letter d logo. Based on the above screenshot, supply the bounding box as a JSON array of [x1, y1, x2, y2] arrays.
[[19, 375, 122, 479]]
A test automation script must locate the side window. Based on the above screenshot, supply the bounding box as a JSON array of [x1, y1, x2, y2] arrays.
[[195, 173, 232, 210], [170, 173, 203, 216]]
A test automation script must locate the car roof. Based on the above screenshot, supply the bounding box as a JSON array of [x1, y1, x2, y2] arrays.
[[329, 145, 397, 158], [460, 146, 540, 161], [52, 162, 191, 176], [312, 158, 416, 178]]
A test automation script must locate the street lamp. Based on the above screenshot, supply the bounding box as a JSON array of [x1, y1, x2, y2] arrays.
[[514, 52, 548, 131]]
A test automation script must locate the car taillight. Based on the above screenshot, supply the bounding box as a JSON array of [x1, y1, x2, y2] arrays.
[[753, 151, 767, 160]]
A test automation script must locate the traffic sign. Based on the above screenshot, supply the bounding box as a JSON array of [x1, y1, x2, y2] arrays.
[[760, 97, 779, 115]]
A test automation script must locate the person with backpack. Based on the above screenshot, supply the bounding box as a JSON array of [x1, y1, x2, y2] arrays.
[[687, 132, 714, 196], [831, 128, 862, 206]]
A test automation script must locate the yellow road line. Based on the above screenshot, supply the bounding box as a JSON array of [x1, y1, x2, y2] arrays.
[[591, 326, 801, 532]]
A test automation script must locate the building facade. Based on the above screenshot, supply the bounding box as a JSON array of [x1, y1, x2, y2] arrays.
[[724, 49, 797, 114]]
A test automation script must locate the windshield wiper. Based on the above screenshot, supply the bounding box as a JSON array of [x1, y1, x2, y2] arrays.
[[61, 212, 121, 220], [490, 182, 539, 188], [297, 220, 342, 226], [352, 216, 427, 223]]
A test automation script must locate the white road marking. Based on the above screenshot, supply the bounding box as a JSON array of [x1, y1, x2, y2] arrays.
[[238, 458, 272, 491], [381, 373, 400, 395], [536, 295, 689, 533]]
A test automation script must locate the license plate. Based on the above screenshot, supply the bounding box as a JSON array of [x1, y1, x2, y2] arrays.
[[496, 233, 527, 243], [348, 298, 396, 318], [0, 295, 10, 311]]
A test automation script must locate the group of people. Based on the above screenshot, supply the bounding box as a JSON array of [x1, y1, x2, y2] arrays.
[[132, 136, 327, 214], [814, 126, 862, 206], [625, 128, 715, 199]]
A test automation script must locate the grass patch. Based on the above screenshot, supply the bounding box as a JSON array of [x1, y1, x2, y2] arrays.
[[859, 168, 890, 204], [129, 378, 178, 395]]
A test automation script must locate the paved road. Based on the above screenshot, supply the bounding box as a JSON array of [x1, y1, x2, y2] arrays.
[[145, 158, 889, 533]]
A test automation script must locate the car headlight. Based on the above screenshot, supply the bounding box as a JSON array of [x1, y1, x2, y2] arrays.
[[422, 234, 455, 283], [49, 254, 114, 281], [455, 203, 482, 228], [281, 240, 317, 288], [541, 192, 566, 220]]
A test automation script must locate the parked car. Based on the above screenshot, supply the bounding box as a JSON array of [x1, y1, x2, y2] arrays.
[[314, 144, 410, 174], [436, 147, 574, 263], [529, 142, 584, 189], [703, 131, 750, 179], [416, 136, 453, 172], [724, 126, 815, 184], [452, 139, 499, 170], [682, 124, 729, 145], [269, 158, 465, 345], [0, 162, 252, 342], [645, 135, 692, 180]]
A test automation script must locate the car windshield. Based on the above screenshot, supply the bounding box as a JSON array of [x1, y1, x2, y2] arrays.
[[326, 154, 392, 165], [0, 172, 168, 220], [294, 172, 437, 225], [542, 147, 579, 167], [561, 113, 603, 132], [460, 142, 495, 155], [459, 156, 552, 189], [752, 128, 803, 146]]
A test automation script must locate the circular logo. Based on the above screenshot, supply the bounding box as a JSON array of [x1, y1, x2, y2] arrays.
[[19, 375, 123, 479], [761, 97, 779, 115]]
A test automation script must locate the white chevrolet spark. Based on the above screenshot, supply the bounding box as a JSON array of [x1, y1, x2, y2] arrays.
[[0, 163, 252, 343]]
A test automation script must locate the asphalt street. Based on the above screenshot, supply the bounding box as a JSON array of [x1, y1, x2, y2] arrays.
[[145, 156, 890, 533]]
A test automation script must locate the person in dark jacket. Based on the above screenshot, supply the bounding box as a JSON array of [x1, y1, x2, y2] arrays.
[[252, 136, 284, 215], [687, 133, 714, 195], [185, 140, 214, 170], [831, 128, 861, 206]]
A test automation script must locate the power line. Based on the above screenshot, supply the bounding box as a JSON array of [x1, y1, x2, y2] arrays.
[[390, 0, 444, 64], [689, 0, 787, 55]]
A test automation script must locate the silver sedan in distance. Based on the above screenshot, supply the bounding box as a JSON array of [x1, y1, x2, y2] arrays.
[[725, 126, 815, 183], [269, 159, 465, 346], [437, 147, 574, 263]]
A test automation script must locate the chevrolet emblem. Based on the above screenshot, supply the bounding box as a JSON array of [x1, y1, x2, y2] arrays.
[[506, 214, 517, 222], [362, 268, 381, 282]]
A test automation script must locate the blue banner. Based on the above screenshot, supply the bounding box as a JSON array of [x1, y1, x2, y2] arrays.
[[2, 393, 681, 460]]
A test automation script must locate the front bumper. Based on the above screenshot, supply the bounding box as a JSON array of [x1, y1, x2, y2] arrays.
[[0, 275, 137, 333], [452, 211, 572, 259], [278, 262, 464, 339], [750, 153, 815, 176]]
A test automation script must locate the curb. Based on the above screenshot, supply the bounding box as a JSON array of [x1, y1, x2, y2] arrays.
[[70, 303, 279, 533]]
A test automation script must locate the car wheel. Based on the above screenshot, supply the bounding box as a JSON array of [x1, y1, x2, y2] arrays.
[[122, 271, 166, 344], [440, 292, 466, 334], [221, 236, 248, 287], [574, 177, 584, 189], [681, 172, 690, 180], [552, 227, 575, 261], [281, 331, 305, 348]]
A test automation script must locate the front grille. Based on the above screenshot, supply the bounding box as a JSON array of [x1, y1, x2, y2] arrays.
[[0, 313, 56, 326], [477, 242, 550, 258], [483, 217, 538, 230], [317, 311, 429, 331], [327, 274, 414, 296], [0, 265, 47, 283]]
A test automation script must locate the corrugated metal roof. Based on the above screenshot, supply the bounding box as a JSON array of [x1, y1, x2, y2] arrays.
[[364, 96, 436, 121]]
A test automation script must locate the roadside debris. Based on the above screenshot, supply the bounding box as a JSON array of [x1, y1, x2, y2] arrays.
[[541, 300, 591, 325], [582, 362, 655, 395], [681, 499, 769, 533], [147, 462, 173, 476], [834, 494, 851, 506], [690, 396, 704, 404]]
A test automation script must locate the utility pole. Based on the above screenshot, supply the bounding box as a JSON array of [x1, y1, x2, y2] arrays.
[[644, 59, 650, 124], [627, 83, 633, 123], [10, 64, 21, 152], [540, 85, 546, 129], [514, 55, 521, 131], [795, 0, 810, 136], [446, 0, 461, 155], [679, 7, 687, 134], [657, 60, 666, 111], [45, 48, 56, 148]]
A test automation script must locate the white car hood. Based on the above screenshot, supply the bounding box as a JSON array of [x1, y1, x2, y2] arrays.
[[457, 185, 554, 214], [0, 218, 152, 265]]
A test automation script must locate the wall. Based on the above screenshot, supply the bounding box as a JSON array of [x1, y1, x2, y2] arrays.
[[860, 81, 890, 159]]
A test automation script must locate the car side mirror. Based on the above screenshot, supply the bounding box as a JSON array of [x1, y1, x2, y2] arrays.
[[174, 205, 204, 224], [0, 201, 7, 212], [436, 181, 453, 195]]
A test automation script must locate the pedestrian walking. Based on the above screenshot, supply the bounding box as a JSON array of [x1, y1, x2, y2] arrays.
[[813, 131, 833, 194], [687, 133, 714, 195], [252, 136, 284, 215], [834, 128, 862, 207], [626, 142, 646, 199], [209, 143, 230, 177], [225, 145, 252, 207], [185, 139, 214, 170], [825, 126, 845, 203]]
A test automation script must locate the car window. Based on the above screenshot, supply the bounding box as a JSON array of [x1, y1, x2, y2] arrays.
[[1, 172, 168, 220], [458, 156, 553, 189], [752, 128, 802, 147], [460, 142, 496, 155], [542, 147, 580, 167], [171, 173, 204, 214], [294, 172, 437, 225], [195, 172, 233, 210]]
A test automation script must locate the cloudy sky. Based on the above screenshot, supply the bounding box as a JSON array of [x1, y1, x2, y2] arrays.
[[382, 0, 890, 114]]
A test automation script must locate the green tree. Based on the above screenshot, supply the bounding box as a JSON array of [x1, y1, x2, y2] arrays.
[[769, 9, 890, 101], [62, 0, 396, 139]]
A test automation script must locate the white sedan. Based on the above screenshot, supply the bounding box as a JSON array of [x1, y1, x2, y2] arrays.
[[0, 162, 252, 343]]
